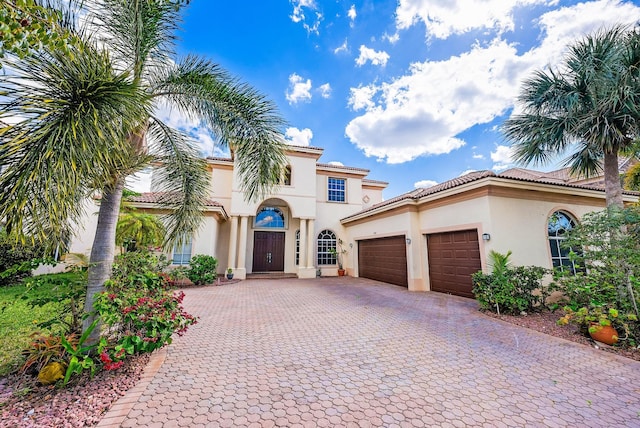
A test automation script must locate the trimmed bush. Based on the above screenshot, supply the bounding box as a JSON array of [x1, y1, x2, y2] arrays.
[[186, 254, 217, 285]]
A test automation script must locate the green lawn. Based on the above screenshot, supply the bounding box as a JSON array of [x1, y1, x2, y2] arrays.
[[0, 272, 85, 376]]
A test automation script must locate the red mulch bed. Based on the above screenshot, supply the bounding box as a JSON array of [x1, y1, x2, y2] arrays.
[[483, 310, 640, 362], [0, 354, 149, 428]]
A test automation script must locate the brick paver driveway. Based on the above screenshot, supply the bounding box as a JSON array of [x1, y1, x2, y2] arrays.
[[100, 277, 640, 427]]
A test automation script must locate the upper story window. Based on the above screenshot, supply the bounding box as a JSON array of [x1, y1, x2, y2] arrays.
[[548, 211, 578, 274], [317, 229, 337, 265], [283, 165, 292, 186], [172, 235, 192, 265], [255, 207, 286, 228], [328, 177, 346, 202]]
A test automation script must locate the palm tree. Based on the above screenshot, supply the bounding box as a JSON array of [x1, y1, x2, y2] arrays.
[[503, 26, 640, 208], [0, 0, 286, 339]]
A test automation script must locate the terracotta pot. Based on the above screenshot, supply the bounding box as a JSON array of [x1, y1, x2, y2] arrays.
[[589, 323, 618, 345], [338, 269, 346, 276]]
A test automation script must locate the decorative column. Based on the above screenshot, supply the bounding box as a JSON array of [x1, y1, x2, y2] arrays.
[[227, 216, 238, 271], [306, 219, 315, 268], [299, 218, 307, 270], [297, 218, 316, 279], [235, 216, 248, 279]]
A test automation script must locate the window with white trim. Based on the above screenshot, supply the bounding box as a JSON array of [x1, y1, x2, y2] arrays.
[[548, 211, 578, 274], [172, 235, 192, 265], [317, 229, 337, 265], [328, 177, 346, 202], [295, 230, 300, 265]]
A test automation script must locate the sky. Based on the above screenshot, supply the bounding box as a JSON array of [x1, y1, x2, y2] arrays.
[[131, 0, 640, 199]]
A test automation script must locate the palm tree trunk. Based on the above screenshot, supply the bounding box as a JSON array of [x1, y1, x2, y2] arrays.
[[82, 176, 126, 343], [603, 150, 624, 209]]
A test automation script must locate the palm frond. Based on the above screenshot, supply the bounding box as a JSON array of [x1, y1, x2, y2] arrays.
[[146, 119, 209, 246], [151, 55, 288, 201], [0, 40, 148, 243]]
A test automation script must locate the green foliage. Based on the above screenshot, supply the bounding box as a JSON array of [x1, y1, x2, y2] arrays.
[[624, 161, 640, 191], [111, 250, 170, 287], [0, 273, 83, 376], [20, 332, 69, 375], [0, 232, 46, 286], [472, 252, 549, 315], [94, 273, 197, 357], [116, 210, 166, 252], [60, 319, 98, 385], [186, 254, 217, 285], [553, 206, 640, 345], [21, 271, 87, 333]]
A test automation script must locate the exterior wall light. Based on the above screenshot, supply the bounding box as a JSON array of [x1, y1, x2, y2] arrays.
[[482, 233, 491, 241], [406, 238, 412, 244]]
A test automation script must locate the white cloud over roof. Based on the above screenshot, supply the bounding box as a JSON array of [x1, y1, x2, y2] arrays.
[[318, 83, 332, 98], [491, 145, 515, 171], [414, 179, 438, 189], [284, 127, 313, 146]]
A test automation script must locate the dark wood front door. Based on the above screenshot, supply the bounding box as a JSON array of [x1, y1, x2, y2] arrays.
[[252, 231, 285, 272]]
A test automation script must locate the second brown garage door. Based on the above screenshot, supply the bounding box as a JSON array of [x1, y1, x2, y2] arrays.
[[358, 235, 408, 287], [427, 229, 481, 298]]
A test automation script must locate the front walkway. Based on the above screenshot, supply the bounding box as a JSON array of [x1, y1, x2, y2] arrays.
[[99, 277, 640, 427]]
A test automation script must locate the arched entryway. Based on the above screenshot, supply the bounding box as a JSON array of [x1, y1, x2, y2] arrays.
[[252, 203, 287, 272]]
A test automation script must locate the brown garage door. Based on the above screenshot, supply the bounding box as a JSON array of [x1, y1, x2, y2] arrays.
[[427, 229, 481, 298], [358, 236, 408, 287]]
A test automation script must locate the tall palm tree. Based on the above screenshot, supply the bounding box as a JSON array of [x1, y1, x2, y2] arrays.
[[0, 0, 286, 339], [503, 26, 640, 208]]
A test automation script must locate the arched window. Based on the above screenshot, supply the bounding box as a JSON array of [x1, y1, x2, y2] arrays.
[[295, 230, 300, 265], [317, 229, 337, 265], [255, 207, 285, 228], [548, 211, 578, 273]]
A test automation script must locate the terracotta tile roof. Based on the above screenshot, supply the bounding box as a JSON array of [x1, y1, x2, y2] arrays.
[[127, 192, 221, 207], [362, 179, 389, 185], [316, 163, 370, 173], [341, 168, 640, 223]]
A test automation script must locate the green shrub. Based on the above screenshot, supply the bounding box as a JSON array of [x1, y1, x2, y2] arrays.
[[111, 250, 170, 289], [472, 265, 549, 315], [186, 254, 217, 285], [0, 234, 45, 286], [553, 206, 640, 345]]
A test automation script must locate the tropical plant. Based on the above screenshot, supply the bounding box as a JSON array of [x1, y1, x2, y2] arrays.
[[116, 210, 166, 252], [185, 254, 217, 285], [503, 26, 640, 208], [0, 0, 287, 340], [472, 251, 549, 315], [328, 238, 348, 269]]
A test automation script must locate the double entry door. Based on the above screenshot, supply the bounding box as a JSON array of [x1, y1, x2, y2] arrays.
[[252, 231, 285, 272]]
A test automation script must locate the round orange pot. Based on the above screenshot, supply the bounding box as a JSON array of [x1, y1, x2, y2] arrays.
[[589, 323, 618, 345]]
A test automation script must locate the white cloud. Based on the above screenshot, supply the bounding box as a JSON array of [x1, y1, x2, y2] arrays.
[[318, 83, 332, 98], [473, 153, 485, 160], [491, 145, 514, 171], [284, 127, 313, 146], [414, 179, 438, 189], [395, 0, 552, 40], [126, 169, 152, 193], [348, 5, 356, 26], [383, 32, 400, 44], [286, 73, 313, 104], [334, 39, 349, 54], [290, 0, 323, 34], [459, 169, 477, 177], [355, 45, 390, 67], [328, 161, 344, 166], [345, 0, 640, 164]]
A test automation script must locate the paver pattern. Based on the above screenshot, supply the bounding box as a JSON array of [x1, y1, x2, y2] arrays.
[[100, 277, 640, 427]]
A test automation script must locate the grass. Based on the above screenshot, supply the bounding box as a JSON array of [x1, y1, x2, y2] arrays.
[[0, 272, 86, 376]]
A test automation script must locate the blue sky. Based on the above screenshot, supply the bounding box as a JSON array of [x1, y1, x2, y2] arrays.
[[144, 0, 640, 199]]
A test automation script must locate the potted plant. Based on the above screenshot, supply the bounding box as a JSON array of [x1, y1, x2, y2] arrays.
[[329, 239, 348, 276], [226, 268, 234, 280], [557, 305, 636, 345]]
